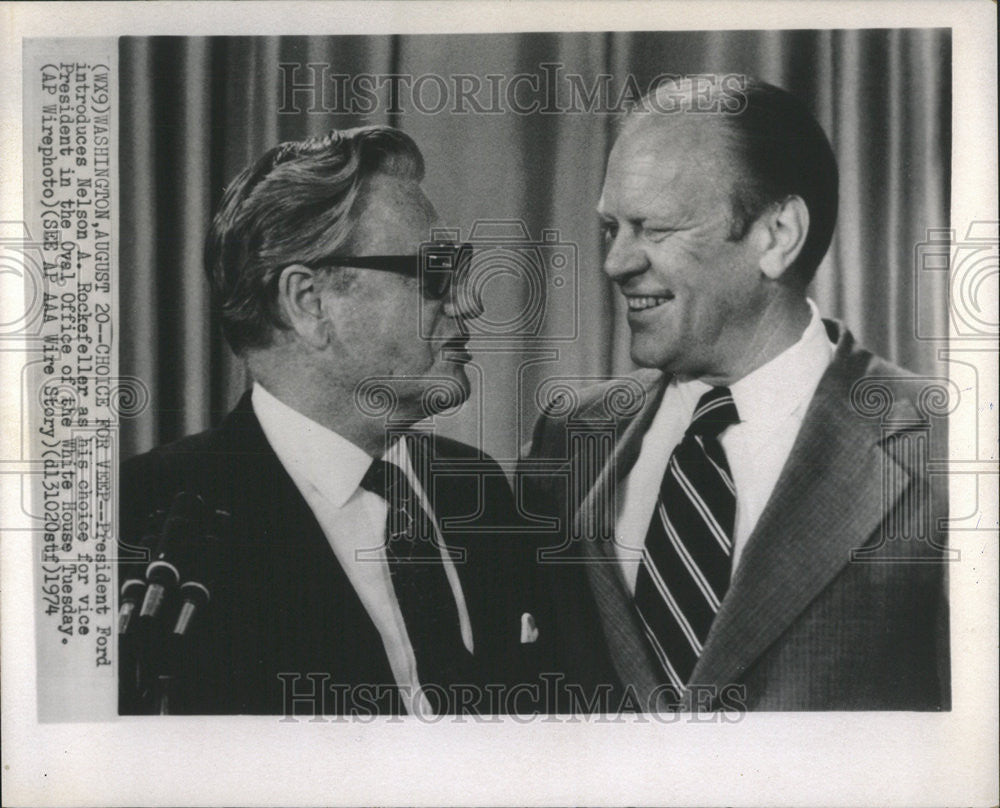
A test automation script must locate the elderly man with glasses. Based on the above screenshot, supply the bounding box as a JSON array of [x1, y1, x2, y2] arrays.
[[118, 126, 546, 717]]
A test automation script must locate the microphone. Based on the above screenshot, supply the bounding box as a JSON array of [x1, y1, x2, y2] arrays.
[[117, 578, 146, 634], [117, 510, 164, 634], [139, 492, 208, 621], [173, 581, 210, 636], [172, 508, 229, 637], [132, 493, 210, 715]]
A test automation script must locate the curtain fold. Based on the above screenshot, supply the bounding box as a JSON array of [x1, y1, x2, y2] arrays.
[[120, 30, 951, 466]]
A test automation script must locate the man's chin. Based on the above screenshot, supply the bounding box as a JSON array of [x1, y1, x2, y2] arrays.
[[353, 370, 470, 425], [419, 368, 471, 417], [629, 341, 674, 371]]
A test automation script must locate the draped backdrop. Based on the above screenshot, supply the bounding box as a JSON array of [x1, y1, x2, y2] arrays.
[[120, 30, 951, 468]]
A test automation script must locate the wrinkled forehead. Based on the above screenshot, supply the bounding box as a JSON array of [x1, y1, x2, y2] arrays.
[[348, 173, 439, 254], [599, 115, 738, 213]]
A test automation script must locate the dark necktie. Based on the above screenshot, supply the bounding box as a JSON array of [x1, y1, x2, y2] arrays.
[[359, 446, 473, 712], [633, 386, 740, 691]]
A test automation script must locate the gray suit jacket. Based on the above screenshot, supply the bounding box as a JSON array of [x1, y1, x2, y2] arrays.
[[520, 321, 950, 711]]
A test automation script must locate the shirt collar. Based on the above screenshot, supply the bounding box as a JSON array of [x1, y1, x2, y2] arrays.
[[251, 382, 376, 508]]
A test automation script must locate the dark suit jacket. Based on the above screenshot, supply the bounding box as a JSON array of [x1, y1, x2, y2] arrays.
[[119, 392, 546, 715], [520, 321, 950, 711]]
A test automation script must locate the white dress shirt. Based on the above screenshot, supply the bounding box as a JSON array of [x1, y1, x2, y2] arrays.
[[615, 301, 836, 594], [252, 383, 474, 717]]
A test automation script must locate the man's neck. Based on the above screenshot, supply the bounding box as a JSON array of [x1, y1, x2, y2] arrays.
[[248, 354, 410, 458], [698, 294, 813, 387], [275, 390, 393, 458]]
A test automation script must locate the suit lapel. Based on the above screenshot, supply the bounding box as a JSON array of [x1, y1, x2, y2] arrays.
[[569, 371, 673, 700], [570, 369, 668, 555], [689, 328, 915, 694], [220, 392, 330, 554]]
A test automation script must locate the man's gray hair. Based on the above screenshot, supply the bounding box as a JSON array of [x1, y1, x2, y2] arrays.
[[204, 125, 425, 354]]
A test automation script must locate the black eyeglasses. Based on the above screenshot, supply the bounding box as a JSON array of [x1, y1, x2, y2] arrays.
[[308, 242, 473, 300]]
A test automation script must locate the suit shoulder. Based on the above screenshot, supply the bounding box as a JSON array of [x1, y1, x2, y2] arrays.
[[827, 321, 919, 386], [431, 433, 477, 458], [575, 368, 662, 407], [120, 422, 242, 523], [856, 349, 918, 383], [536, 368, 662, 424], [431, 434, 505, 472], [122, 423, 230, 477], [844, 343, 930, 413], [526, 368, 661, 457]]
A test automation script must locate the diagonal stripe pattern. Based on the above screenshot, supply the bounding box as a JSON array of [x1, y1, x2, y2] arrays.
[[633, 386, 740, 690]]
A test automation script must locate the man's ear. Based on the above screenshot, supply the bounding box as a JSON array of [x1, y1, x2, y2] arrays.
[[756, 195, 809, 281], [276, 264, 328, 349]]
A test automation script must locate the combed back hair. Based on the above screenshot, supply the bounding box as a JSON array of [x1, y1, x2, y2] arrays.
[[205, 125, 425, 354], [623, 76, 839, 286]]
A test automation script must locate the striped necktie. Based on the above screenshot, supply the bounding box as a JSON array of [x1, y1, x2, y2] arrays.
[[633, 386, 740, 691]]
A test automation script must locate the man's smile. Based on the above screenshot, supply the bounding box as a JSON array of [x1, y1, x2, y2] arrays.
[[625, 292, 675, 313]]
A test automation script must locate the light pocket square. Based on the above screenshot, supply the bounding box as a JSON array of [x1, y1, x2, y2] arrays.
[[520, 612, 539, 644]]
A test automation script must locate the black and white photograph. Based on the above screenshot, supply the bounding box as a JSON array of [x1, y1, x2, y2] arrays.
[[114, 29, 956, 717], [2, 2, 997, 806]]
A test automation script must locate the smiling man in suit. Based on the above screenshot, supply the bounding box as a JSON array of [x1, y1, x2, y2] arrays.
[[119, 126, 543, 716], [522, 78, 949, 711]]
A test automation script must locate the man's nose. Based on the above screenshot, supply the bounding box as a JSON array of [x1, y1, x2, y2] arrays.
[[603, 229, 649, 284]]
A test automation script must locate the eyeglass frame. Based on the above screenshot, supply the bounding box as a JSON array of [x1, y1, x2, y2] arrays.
[[301, 242, 474, 300]]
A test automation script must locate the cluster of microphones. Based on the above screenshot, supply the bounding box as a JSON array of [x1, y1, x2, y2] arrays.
[[118, 492, 228, 714]]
